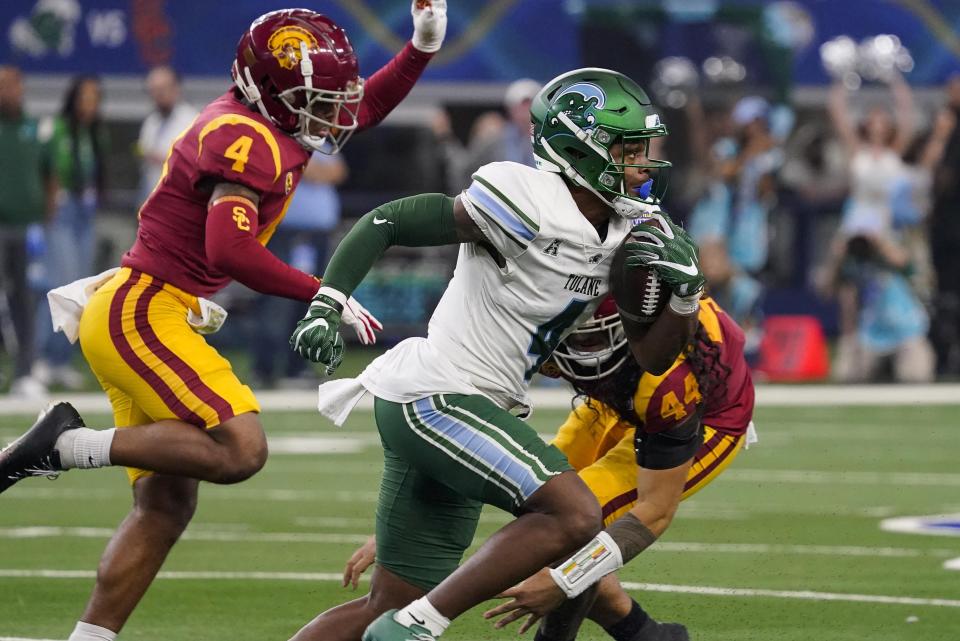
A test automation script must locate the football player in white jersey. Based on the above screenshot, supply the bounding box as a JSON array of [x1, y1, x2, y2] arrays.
[[287, 68, 707, 641]]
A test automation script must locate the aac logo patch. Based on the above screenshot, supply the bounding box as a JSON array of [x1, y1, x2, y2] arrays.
[[285, 171, 294, 194], [542, 239, 561, 257]]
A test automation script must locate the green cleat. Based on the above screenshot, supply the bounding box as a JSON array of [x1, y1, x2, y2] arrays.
[[362, 609, 438, 641]]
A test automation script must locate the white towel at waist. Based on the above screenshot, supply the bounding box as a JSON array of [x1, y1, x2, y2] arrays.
[[317, 377, 369, 427], [47, 267, 120, 343], [47, 268, 228, 343]]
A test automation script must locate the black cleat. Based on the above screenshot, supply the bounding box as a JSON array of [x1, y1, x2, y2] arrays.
[[0, 402, 85, 493], [634, 618, 691, 641]]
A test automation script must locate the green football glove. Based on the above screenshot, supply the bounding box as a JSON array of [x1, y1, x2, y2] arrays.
[[290, 287, 346, 375], [624, 212, 706, 298]]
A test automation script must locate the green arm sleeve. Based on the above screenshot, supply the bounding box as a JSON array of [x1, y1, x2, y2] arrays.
[[320, 193, 458, 296]]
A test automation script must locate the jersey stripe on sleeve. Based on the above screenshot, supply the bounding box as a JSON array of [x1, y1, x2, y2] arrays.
[[466, 178, 538, 245]]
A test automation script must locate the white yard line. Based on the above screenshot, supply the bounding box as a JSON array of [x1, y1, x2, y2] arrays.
[[724, 469, 960, 486], [617, 582, 960, 607], [0, 527, 369, 544], [0, 487, 381, 502], [0, 384, 957, 416], [0, 527, 954, 559], [1, 569, 958, 608]]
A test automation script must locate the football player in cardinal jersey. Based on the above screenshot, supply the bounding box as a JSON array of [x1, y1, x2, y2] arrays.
[[0, 5, 447, 641], [286, 68, 705, 641], [484, 294, 756, 641]]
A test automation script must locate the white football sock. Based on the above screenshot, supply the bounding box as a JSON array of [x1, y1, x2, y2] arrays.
[[56, 428, 115, 469], [395, 597, 450, 637], [68, 621, 117, 641]]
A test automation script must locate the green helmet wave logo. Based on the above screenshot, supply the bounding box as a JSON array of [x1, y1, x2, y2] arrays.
[[532, 68, 670, 218], [553, 82, 607, 129]]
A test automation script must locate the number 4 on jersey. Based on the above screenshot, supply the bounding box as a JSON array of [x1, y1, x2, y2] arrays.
[[525, 300, 589, 381], [224, 135, 253, 172], [660, 372, 702, 421]]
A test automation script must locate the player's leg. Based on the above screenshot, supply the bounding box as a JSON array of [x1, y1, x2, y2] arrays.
[[69, 473, 199, 638], [101, 411, 267, 483], [5, 269, 270, 638], [0, 404, 267, 490], [680, 425, 744, 500], [585, 575, 688, 641], [551, 404, 629, 472], [290, 566, 425, 641], [536, 428, 640, 641], [424, 469, 598, 617], [56, 397, 190, 640], [577, 426, 745, 641], [365, 394, 601, 639], [290, 438, 479, 641]]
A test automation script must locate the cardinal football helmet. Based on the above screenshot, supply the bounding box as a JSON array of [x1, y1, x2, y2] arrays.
[[552, 296, 630, 381], [232, 9, 363, 153], [532, 68, 670, 217]]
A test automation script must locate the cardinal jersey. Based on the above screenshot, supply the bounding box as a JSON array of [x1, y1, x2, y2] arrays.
[[552, 297, 755, 524], [635, 297, 754, 436], [359, 161, 632, 411], [122, 90, 309, 297]]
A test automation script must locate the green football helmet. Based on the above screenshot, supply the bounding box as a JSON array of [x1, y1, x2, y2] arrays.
[[531, 67, 670, 218]]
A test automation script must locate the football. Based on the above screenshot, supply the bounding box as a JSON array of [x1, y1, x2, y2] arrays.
[[609, 237, 670, 336]]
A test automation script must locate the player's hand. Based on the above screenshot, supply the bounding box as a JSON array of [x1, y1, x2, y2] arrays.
[[411, 0, 447, 53], [483, 568, 566, 634], [342, 535, 376, 590], [625, 212, 705, 297], [341, 296, 383, 345], [289, 287, 346, 374]]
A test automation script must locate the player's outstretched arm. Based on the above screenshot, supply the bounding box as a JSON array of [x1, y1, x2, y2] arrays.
[[290, 193, 473, 371], [354, 1, 448, 130]]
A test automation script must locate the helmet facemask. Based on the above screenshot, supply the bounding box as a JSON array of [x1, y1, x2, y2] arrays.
[[552, 312, 630, 382], [279, 76, 364, 154], [597, 127, 671, 217]]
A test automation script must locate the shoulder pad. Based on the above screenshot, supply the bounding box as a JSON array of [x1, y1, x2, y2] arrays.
[[195, 114, 284, 192]]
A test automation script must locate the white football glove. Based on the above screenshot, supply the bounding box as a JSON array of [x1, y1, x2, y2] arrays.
[[411, 0, 447, 53], [342, 295, 384, 345]]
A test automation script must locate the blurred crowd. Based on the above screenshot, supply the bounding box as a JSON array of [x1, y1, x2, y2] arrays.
[[663, 70, 960, 384], [2, 61, 960, 394]]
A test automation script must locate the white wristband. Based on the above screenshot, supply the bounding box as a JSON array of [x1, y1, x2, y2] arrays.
[[548, 531, 624, 599], [314, 285, 347, 308], [669, 290, 702, 316]]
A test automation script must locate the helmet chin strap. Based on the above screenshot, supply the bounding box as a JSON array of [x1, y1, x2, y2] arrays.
[[299, 41, 314, 89], [234, 64, 275, 124]]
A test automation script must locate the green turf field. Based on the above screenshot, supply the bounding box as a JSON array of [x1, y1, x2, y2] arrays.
[[2, 403, 959, 640]]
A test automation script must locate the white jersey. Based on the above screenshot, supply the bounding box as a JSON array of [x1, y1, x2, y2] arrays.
[[358, 162, 632, 412]]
